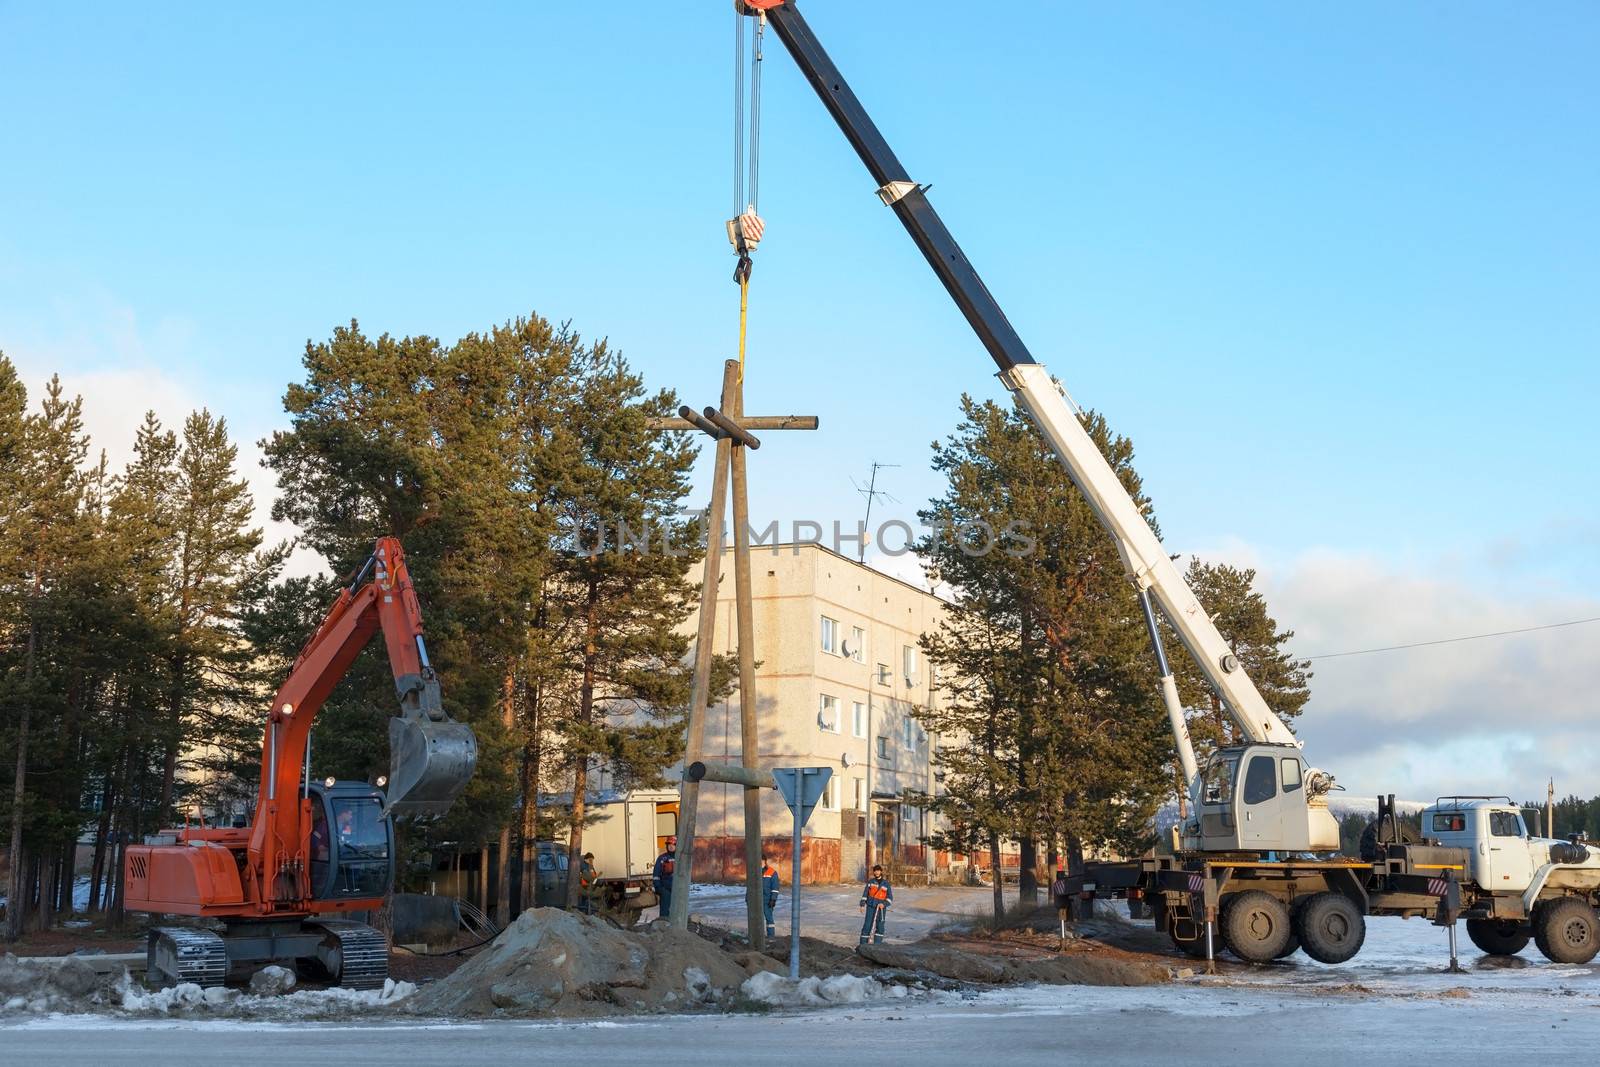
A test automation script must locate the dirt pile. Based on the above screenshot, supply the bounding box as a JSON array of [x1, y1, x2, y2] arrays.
[[406, 909, 786, 1018], [0, 953, 126, 1013], [857, 940, 1171, 987]]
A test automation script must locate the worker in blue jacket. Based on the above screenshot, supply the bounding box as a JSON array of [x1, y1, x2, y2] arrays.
[[652, 836, 677, 921], [859, 864, 893, 945], [760, 856, 781, 938]]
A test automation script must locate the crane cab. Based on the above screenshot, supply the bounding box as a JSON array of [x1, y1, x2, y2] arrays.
[[307, 780, 395, 907], [1190, 744, 1340, 854]]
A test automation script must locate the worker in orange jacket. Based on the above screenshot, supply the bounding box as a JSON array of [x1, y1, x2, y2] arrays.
[[859, 864, 892, 945], [760, 856, 781, 938]]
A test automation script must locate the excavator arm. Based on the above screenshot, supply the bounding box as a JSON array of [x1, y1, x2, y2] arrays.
[[740, 1, 1330, 798], [246, 536, 477, 908]]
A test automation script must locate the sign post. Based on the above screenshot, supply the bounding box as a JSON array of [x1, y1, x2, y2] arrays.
[[771, 766, 833, 980]]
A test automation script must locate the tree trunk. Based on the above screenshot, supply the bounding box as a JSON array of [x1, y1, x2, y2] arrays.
[[988, 831, 1003, 924], [88, 780, 115, 913], [495, 670, 516, 923], [563, 579, 602, 910], [5, 620, 37, 943], [1018, 836, 1038, 908], [518, 681, 542, 913], [158, 651, 187, 824]]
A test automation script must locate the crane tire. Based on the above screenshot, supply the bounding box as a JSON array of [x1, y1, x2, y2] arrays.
[[1220, 890, 1293, 963], [1466, 918, 1530, 956], [1533, 897, 1599, 965], [1295, 892, 1365, 964]]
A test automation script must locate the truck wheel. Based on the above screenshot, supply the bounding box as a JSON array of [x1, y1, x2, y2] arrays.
[[1274, 933, 1301, 959], [1220, 891, 1293, 963], [1533, 898, 1599, 965], [1295, 892, 1365, 964], [1466, 918, 1530, 956]]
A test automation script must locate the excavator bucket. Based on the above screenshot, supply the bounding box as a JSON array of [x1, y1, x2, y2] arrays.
[[385, 710, 478, 817]]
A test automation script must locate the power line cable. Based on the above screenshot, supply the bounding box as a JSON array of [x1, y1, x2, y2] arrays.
[[1306, 615, 1600, 660]]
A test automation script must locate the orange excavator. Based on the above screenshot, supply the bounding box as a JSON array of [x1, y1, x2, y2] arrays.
[[124, 536, 478, 988]]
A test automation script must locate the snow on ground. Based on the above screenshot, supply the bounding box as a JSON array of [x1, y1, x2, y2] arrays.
[[691, 882, 991, 945]]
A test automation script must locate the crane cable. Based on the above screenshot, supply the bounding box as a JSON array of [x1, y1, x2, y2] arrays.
[[728, 9, 766, 383]]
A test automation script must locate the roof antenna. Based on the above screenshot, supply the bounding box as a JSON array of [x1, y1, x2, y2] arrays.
[[850, 462, 900, 563]]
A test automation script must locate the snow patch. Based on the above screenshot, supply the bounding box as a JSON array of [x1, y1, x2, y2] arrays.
[[740, 971, 909, 1008]]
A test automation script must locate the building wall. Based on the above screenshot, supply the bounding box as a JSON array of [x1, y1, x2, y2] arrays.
[[688, 543, 952, 883]]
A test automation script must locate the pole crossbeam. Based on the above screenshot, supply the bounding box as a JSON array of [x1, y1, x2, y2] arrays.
[[653, 359, 816, 951]]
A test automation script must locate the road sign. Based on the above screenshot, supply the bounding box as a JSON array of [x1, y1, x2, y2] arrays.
[[772, 767, 832, 827], [770, 767, 833, 978]]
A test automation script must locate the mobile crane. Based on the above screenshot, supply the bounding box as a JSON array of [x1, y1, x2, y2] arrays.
[[124, 536, 478, 988], [736, 1, 1600, 968]]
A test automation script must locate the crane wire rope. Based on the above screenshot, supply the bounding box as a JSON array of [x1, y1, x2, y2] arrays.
[[730, 8, 765, 383]]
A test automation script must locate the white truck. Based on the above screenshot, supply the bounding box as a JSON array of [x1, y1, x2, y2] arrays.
[[540, 789, 678, 919], [1419, 797, 1600, 963]]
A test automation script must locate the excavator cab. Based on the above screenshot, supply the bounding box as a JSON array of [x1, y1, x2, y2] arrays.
[[308, 780, 396, 902]]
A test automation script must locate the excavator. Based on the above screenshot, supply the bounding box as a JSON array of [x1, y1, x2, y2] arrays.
[[124, 536, 478, 988]]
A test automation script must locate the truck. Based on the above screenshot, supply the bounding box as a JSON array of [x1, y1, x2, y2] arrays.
[[1088, 792, 1599, 965], [734, 1, 1600, 967], [535, 790, 678, 919]]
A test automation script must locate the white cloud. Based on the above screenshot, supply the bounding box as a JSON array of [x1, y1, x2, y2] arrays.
[[5, 308, 321, 579]]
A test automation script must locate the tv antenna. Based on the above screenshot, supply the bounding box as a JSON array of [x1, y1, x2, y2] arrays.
[[850, 462, 900, 562]]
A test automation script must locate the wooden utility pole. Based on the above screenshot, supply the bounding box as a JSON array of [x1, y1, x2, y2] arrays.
[[650, 359, 816, 949]]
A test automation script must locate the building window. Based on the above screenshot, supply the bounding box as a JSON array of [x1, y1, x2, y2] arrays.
[[821, 777, 838, 811], [853, 778, 865, 810], [818, 693, 840, 733], [876, 663, 891, 686], [820, 615, 838, 655], [902, 644, 917, 683], [904, 717, 916, 747], [875, 735, 891, 764], [850, 626, 865, 663], [852, 701, 867, 738]]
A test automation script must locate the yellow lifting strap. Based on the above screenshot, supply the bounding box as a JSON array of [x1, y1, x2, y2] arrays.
[[728, 210, 763, 382], [737, 273, 751, 383]]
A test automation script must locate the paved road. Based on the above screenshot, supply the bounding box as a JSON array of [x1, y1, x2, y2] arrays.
[[4, 982, 1597, 1067]]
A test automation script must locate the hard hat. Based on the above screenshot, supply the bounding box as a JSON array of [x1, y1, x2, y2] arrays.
[[666, 836, 677, 845]]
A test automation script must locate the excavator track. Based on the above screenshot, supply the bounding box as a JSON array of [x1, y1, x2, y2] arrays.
[[147, 927, 229, 988], [307, 920, 388, 989]]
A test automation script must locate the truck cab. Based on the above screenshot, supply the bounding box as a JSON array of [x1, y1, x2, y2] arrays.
[[1419, 797, 1597, 895], [1187, 744, 1341, 853]]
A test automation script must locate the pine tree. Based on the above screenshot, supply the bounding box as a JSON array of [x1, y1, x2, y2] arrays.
[[916, 396, 1173, 916], [539, 341, 700, 907]]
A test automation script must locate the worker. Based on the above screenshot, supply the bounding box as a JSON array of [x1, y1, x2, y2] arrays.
[[760, 855, 781, 938], [578, 852, 599, 915], [336, 806, 355, 841], [859, 864, 892, 945], [652, 836, 677, 921]]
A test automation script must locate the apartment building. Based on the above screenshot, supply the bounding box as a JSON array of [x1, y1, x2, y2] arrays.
[[687, 542, 957, 884]]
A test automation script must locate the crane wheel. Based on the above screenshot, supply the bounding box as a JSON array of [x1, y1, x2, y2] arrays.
[[1295, 892, 1365, 964], [1219, 891, 1293, 963], [1532, 898, 1599, 965], [1465, 918, 1530, 956]]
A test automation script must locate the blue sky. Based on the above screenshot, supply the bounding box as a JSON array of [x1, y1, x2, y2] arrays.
[[2, 2, 1596, 801]]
